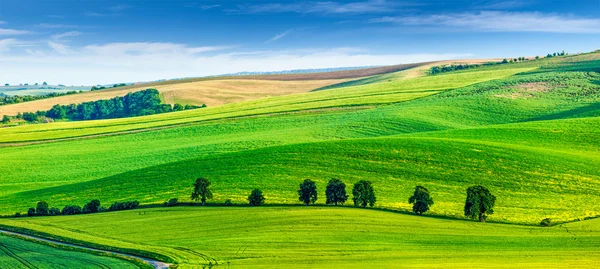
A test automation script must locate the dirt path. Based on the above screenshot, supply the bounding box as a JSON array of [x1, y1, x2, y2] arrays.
[[0, 229, 170, 269]]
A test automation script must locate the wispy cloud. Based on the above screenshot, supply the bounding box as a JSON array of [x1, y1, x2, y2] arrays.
[[82, 42, 233, 56], [0, 28, 31, 36], [48, 41, 72, 55], [36, 23, 79, 29], [475, 0, 528, 10], [51, 31, 82, 40], [234, 0, 415, 14], [371, 11, 600, 33], [0, 38, 35, 52], [265, 29, 293, 43], [0, 21, 6, 25], [108, 4, 133, 12]]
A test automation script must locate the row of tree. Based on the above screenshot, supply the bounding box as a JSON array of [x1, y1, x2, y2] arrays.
[[0, 91, 81, 106], [23, 199, 139, 217], [190, 178, 497, 222], [90, 83, 127, 91]]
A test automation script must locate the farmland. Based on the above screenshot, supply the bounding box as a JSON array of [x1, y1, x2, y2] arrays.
[[0, 233, 138, 268], [1, 51, 600, 268], [1, 206, 599, 268]]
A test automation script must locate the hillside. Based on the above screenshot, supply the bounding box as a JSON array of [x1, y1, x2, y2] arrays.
[[1, 206, 599, 268]]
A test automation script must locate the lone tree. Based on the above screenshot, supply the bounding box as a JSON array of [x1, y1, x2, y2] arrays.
[[2, 115, 9, 124], [83, 199, 101, 213], [191, 177, 213, 205], [248, 189, 265, 206], [298, 179, 318, 205], [352, 180, 376, 208], [326, 178, 348, 205], [408, 186, 434, 215], [36, 201, 49, 216], [464, 185, 496, 222]]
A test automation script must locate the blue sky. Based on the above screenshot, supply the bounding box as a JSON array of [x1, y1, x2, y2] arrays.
[[1, 0, 600, 85]]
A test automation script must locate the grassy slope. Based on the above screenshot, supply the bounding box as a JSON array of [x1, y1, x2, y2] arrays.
[[0, 67, 528, 143], [1, 55, 600, 223], [1, 206, 599, 268], [0, 234, 138, 268]]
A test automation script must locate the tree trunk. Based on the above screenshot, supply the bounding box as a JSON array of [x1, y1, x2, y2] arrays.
[[479, 212, 485, 222]]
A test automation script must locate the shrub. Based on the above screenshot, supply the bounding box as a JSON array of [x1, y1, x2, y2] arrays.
[[224, 199, 233, 206], [14, 212, 21, 217], [108, 201, 139, 211], [27, 208, 36, 216], [248, 189, 265, 206], [540, 218, 552, 227], [49, 207, 61, 216], [61, 205, 83, 215], [36, 201, 49, 216], [164, 198, 178, 207], [83, 199, 101, 213]]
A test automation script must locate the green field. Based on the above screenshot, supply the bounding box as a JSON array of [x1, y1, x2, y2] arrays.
[[1, 206, 599, 268], [1, 52, 600, 268], [0, 233, 138, 268]]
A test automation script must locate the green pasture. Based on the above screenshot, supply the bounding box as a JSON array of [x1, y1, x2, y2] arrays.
[[1, 206, 599, 268]]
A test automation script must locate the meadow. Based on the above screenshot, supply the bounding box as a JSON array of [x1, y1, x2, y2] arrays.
[[0, 233, 138, 268], [1, 206, 599, 268]]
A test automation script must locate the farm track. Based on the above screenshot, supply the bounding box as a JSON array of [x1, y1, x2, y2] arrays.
[[0, 105, 374, 147], [0, 229, 170, 269]]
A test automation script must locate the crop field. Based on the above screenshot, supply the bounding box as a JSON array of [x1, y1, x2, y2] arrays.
[[0, 233, 138, 268], [1, 206, 599, 268]]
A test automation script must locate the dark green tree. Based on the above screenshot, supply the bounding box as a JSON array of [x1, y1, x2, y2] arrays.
[[297, 179, 318, 205], [191, 177, 213, 205], [61, 205, 82, 215], [1, 115, 9, 124], [83, 199, 101, 213], [248, 189, 265, 206], [42, 82, 48, 86], [501, 58, 508, 63], [46, 104, 67, 119], [408, 186, 434, 215], [173, 103, 185, 111], [325, 178, 348, 205], [27, 208, 36, 216], [36, 201, 49, 216], [49, 207, 61, 216], [352, 180, 376, 208], [464, 185, 496, 222]]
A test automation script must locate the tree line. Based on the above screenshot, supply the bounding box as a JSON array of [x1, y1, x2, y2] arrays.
[[0, 91, 81, 106], [90, 83, 128, 91], [2, 89, 206, 124], [22, 199, 139, 217]]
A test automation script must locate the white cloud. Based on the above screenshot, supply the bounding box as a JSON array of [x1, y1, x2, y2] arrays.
[[0, 21, 6, 25], [0, 38, 18, 52], [0, 41, 470, 85], [371, 11, 600, 33], [266, 29, 293, 43], [37, 23, 79, 29], [236, 0, 413, 14], [0, 28, 31, 36]]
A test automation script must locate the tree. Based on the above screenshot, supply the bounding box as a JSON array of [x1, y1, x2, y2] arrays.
[[83, 199, 101, 213], [352, 180, 376, 208], [191, 177, 213, 205], [22, 112, 38, 122], [27, 208, 36, 216], [173, 103, 184, 111], [408, 186, 434, 215], [501, 58, 508, 64], [297, 179, 318, 205], [49, 207, 61, 216], [4, 83, 8, 86], [1, 115, 9, 124], [42, 82, 48, 86], [535, 56, 540, 60], [36, 201, 49, 216], [325, 178, 348, 205], [46, 104, 67, 119], [248, 189, 265, 206], [464, 185, 496, 222]]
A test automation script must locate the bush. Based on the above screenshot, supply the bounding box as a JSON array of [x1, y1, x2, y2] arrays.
[[248, 189, 265, 206], [540, 218, 552, 227], [164, 198, 178, 207], [49, 207, 61, 216], [27, 208, 36, 216], [14, 212, 21, 217], [224, 199, 233, 206], [83, 199, 101, 213], [61, 205, 83, 215], [108, 201, 139, 211], [22, 112, 38, 122]]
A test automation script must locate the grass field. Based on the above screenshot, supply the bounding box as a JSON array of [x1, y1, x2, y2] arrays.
[[0, 233, 138, 268], [1, 206, 599, 268]]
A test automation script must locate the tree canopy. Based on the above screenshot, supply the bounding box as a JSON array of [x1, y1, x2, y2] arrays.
[[298, 179, 318, 205], [248, 189, 265, 206], [408, 186, 434, 215], [191, 177, 213, 205], [325, 178, 348, 205], [352, 180, 376, 208], [464, 185, 496, 222]]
